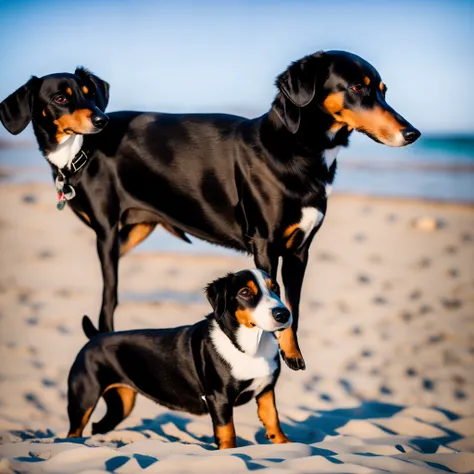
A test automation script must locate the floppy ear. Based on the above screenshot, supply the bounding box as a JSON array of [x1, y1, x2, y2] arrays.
[[75, 67, 110, 111], [205, 273, 233, 318], [0, 77, 39, 135], [273, 51, 326, 133]]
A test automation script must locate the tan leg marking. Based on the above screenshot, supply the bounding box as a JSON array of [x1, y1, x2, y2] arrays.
[[257, 389, 290, 444], [120, 223, 156, 256], [103, 385, 137, 418], [277, 327, 301, 360], [67, 406, 93, 438], [215, 418, 236, 449]]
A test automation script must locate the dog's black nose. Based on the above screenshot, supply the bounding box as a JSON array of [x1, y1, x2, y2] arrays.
[[91, 113, 108, 130], [272, 307, 290, 324], [401, 126, 421, 144]]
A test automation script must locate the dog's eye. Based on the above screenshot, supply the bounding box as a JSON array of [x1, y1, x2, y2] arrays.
[[350, 84, 364, 94], [54, 95, 68, 105], [239, 288, 252, 298]]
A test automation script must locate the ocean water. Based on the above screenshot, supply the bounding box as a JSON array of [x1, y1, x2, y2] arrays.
[[1, 134, 472, 255], [1, 134, 473, 204]]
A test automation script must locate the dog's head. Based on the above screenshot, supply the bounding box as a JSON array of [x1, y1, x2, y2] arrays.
[[205, 269, 292, 333], [0, 67, 109, 143], [273, 50, 420, 147]]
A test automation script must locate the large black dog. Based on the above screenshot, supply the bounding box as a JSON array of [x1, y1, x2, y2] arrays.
[[0, 50, 420, 371]]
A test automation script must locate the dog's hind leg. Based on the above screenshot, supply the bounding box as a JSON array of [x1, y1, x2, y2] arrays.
[[92, 385, 137, 434]]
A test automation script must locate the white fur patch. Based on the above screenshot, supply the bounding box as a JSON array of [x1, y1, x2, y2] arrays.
[[299, 207, 324, 244], [325, 184, 333, 197], [248, 269, 290, 332], [323, 145, 340, 169], [47, 135, 83, 170], [210, 322, 279, 391]]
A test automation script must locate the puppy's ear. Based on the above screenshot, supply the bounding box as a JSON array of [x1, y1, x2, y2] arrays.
[[274, 51, 326, 133], [205, 273, 233, 318], [75, 67, 110, 111], [0, 76, 40, 135]]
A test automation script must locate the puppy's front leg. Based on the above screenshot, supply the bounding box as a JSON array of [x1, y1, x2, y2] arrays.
[[207, 395, 236, 449], [256, 388, 290, 444]]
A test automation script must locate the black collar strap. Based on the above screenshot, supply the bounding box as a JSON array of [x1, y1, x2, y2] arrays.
[[70, 149, 89, 174], [58, 148, 90, 178]]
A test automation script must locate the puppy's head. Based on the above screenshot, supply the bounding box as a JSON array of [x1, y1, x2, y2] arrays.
[[0, 67, 109, 143], [273, 50, 420, 147], [205, 269, 292, 333]]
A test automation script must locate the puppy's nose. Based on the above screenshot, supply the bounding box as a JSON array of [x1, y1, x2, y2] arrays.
[[401, 126, 421, 144], [91, 113, 108, 130], [272, 307, 290, 324]]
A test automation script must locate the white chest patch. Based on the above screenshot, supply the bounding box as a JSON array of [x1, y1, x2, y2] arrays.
[[211, 323, 279, 395], [323, 145, 341, 169], [47, 135, 83, 169], [299, 207, 325, 244]]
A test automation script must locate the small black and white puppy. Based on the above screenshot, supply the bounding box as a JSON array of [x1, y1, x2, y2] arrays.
[[67, 269, 292, 449]]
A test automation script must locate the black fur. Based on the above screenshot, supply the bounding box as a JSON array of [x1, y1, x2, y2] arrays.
[[0, 50, 420, 371], [68, 270, 290, 449]]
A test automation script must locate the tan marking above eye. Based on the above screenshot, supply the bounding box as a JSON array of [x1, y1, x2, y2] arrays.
[[247, 280, 258, 296], [379, 82, 386, 92], [364, 76, 371, 86], [42, 109, 47, 117], [66, 87, 72, 96], [82, 86, 89, 94], [265, 278, 273, 290]]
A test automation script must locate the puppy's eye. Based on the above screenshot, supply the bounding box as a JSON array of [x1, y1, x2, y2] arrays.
[[239, 288, 252, 298], [54, 95, 68, 105], [350, 84, 364, 94]]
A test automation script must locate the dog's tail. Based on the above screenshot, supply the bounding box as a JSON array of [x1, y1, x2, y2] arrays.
[[82, 315, 100, 339]]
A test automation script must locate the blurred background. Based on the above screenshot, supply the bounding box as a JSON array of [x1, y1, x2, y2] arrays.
[[1, 0, 473, 210]]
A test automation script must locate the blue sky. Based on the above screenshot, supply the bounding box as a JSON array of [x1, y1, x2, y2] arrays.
[[0, 0, 473, 142]]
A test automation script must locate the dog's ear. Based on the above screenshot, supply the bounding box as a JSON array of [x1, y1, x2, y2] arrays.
[[205, 273, 234, 318], [274, 51, 326, 133], [75, 67, 110, 111], [0, 77, 40, 135]]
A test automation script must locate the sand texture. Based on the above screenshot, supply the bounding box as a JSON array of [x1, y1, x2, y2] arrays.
[[0, 182, 473, 473]]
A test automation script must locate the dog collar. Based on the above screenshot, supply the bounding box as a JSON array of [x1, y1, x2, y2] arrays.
[[69, 149, 89, 174], [55, 148, 90, 210]]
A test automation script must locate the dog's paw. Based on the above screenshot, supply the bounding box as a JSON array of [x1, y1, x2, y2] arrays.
[[281, 351, 306, 371]]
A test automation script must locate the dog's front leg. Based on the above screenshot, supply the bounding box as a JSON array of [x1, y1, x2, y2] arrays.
[[207, 395, 236, 449], [96, 224, 120, 333], [279, 245, 310, 371], [256, 388, 290, 444]]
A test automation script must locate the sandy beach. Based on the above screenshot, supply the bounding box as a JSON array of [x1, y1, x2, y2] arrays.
[[0, 180, 473, 473]]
